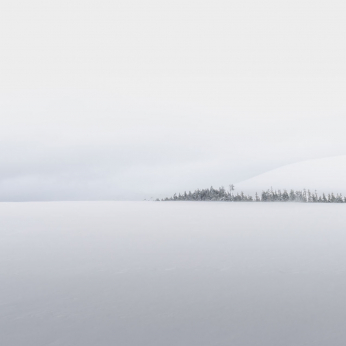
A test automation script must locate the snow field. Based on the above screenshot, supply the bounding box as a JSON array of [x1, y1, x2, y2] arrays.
[[1, 201, 346, 346]]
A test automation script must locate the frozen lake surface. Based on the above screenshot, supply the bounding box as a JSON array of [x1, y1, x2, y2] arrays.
[[1, 201, 346, 346]]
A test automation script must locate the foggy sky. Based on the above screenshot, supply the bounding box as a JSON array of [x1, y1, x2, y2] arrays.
[[1, 0, 346, 200]]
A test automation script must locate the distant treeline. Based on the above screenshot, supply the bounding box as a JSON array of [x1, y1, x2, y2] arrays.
[[159, 185, 346, 203]]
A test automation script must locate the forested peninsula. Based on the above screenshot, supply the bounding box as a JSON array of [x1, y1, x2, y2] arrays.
[[159, 186, 346, 203]]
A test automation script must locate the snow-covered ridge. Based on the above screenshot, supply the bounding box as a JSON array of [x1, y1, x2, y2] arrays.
[[160, 156, 346, 202], [236, 155, 346, 194]]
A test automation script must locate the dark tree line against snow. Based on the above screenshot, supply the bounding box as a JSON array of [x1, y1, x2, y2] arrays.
[[159, 185, 346, 203]]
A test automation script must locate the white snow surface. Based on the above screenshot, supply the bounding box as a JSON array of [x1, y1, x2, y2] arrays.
[[1, 201, 346, 345], [236, 155, 346, 195]]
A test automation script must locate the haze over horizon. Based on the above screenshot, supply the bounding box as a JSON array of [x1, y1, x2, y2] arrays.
[[1, 0, 346, 200], [2, 3, 346, 344]]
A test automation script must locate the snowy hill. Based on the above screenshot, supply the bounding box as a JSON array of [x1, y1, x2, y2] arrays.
[[236, 156, 346, 195]]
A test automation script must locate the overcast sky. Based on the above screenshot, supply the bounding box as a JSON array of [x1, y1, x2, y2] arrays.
[[1, 0, 346, 200]]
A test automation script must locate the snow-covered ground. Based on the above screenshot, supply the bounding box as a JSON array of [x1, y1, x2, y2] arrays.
[[1, 201, 346, 346], [236, 155, 346, 195]]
